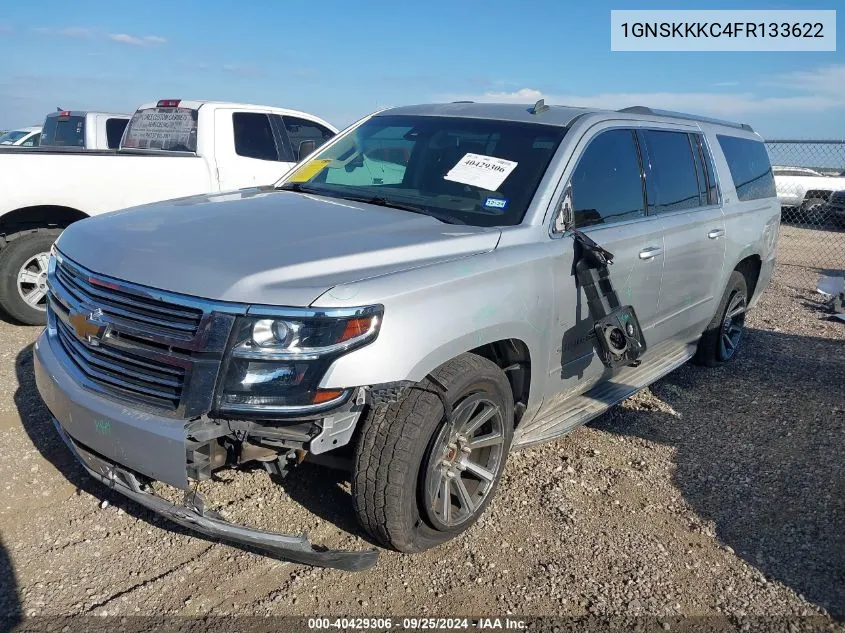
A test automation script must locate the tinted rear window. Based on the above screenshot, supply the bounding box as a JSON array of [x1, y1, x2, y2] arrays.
[[641, 129, 701, 213], [717, 135, 776, 202], [122, 107, 198, 152], [40, 115, 85, 147], [106, 118, 129, 149]]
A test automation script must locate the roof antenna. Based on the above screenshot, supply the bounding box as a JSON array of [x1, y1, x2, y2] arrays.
[[529, 99, 549, 115]]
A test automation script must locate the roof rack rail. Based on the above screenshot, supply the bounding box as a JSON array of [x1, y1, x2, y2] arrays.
[[451, 100, 474, 104], [618, 106, 754, 133]]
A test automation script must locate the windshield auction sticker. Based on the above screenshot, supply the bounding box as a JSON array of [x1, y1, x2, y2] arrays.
[[611, 10, 836, 51], [444, 153, 518, 191], [287, 159, 332, 183]]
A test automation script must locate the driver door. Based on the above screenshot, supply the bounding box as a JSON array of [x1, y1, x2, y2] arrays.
[[540, 126, 664, 413]]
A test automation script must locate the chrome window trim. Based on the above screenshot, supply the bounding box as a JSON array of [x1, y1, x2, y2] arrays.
[[546, 119, 727, 239]]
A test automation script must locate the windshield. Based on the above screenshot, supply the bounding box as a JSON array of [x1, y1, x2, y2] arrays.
[[122, 106, 198, 152], [40, 116, 85, 147], [0, 130, 29, 145], [277, 115, 567, 227]]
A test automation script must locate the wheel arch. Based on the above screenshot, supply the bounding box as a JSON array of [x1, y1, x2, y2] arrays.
[[468, 338, 532, 426], [402, 331, 538, 427], [733, 254, 762, 300], [0, 206, 89, 244]]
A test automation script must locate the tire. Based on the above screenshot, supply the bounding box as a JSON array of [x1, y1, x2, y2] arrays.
[[352, 353, 514, 553], [0, 229, 61, 325], [693, 270, 748, 368], [799, 197, 829, 227]]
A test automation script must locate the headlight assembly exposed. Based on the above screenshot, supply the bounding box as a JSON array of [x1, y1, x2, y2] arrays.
[[216, 306, 382, 414]]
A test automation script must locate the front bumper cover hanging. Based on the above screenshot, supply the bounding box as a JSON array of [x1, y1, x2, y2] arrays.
[[53, 419, 378, 572]]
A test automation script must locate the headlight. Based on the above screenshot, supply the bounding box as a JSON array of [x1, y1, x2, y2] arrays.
[[216, 306, 382, 414]]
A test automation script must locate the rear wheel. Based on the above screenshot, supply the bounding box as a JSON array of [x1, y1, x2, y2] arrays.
[[0, 229, 60, 325], [693, 270, 748, 367], [352, 353, 513, 552]]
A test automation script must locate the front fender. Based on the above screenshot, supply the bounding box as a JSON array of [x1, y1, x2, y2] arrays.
[[314, 245, 554, 414]]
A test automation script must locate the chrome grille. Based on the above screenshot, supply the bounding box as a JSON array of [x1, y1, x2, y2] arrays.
[[46, 253, 239, 417], [52, 256, 203, 341], [55, 316, 185, 409]]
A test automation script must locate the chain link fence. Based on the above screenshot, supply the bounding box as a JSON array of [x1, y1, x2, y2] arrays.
[[764, 140, 845, 290]]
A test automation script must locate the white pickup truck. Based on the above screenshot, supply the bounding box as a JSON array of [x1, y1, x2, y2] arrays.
[[0, 99, 337, 324], [40, 110, 132, 150], [772, 165, 845, 224]]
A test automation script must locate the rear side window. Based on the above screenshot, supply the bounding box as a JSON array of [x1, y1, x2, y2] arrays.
[[233, 112, 279, 161], [570, 129, 645, 228], [123, 107, 198, 152], [716, 135, 776, 201], [40, 115, 85, 147], [282, 116, 335, 156], [641, 130, 700, 213], [105, 118, 129, 149]]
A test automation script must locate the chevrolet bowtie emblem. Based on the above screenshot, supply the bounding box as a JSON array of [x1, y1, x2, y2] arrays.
[[68, 307, 110, 346]]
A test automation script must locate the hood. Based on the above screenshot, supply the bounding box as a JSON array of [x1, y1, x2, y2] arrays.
[[57, 188, 501, 306]]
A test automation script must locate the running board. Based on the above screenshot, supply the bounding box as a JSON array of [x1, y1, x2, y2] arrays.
[[513, 341, 695, 449]]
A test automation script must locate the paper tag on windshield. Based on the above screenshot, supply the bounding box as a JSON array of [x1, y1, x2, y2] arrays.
[[286, 159, 332, 183], [444, 153, 518, 191]]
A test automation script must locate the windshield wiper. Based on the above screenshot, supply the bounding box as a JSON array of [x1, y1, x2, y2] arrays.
[[278, 184, 463, 224], [277, 182, 325, 194], [341, 195, 465, 225]]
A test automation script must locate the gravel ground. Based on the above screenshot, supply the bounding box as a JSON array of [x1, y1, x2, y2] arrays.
[[0, 263, 843, 626]]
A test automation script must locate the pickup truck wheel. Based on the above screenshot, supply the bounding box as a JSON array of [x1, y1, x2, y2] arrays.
[[0, 229, 61, 325], [352, 353, 513, 553], [693, 270, 748, 367]]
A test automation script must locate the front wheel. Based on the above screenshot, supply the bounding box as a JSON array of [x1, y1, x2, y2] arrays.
[[352, 353, 514, 553], [693, 270, 748, 367], [0, 229, 61, 325]]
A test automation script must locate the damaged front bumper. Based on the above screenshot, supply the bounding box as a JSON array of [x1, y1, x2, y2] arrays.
[[33, 330, 377, 572], [53, 420, 378, 572]]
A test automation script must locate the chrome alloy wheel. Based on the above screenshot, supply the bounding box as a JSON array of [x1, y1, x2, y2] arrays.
[[16, 251, 51, 311], [423, 394, 506, 529], [720, 290, 747, 360]]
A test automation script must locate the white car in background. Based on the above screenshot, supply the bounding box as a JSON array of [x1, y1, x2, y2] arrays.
[[0, 126, 41, 147], [772, 165, 845, 223]]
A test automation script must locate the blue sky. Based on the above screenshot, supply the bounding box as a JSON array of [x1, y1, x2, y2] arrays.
[[0, 0, 843, 139]]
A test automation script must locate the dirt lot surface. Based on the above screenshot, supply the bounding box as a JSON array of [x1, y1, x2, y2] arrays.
[[1, 264, 843, 626]]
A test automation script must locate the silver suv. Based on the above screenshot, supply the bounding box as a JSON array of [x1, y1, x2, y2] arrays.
[[34, 102, 780, 571]]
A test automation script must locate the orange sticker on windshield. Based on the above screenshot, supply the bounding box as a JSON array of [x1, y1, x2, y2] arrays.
[[286, 159, 332, 183]]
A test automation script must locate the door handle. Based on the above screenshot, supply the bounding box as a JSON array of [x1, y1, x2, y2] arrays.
[[638, 246, 663, 260], [708, 228, 726, 239]]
